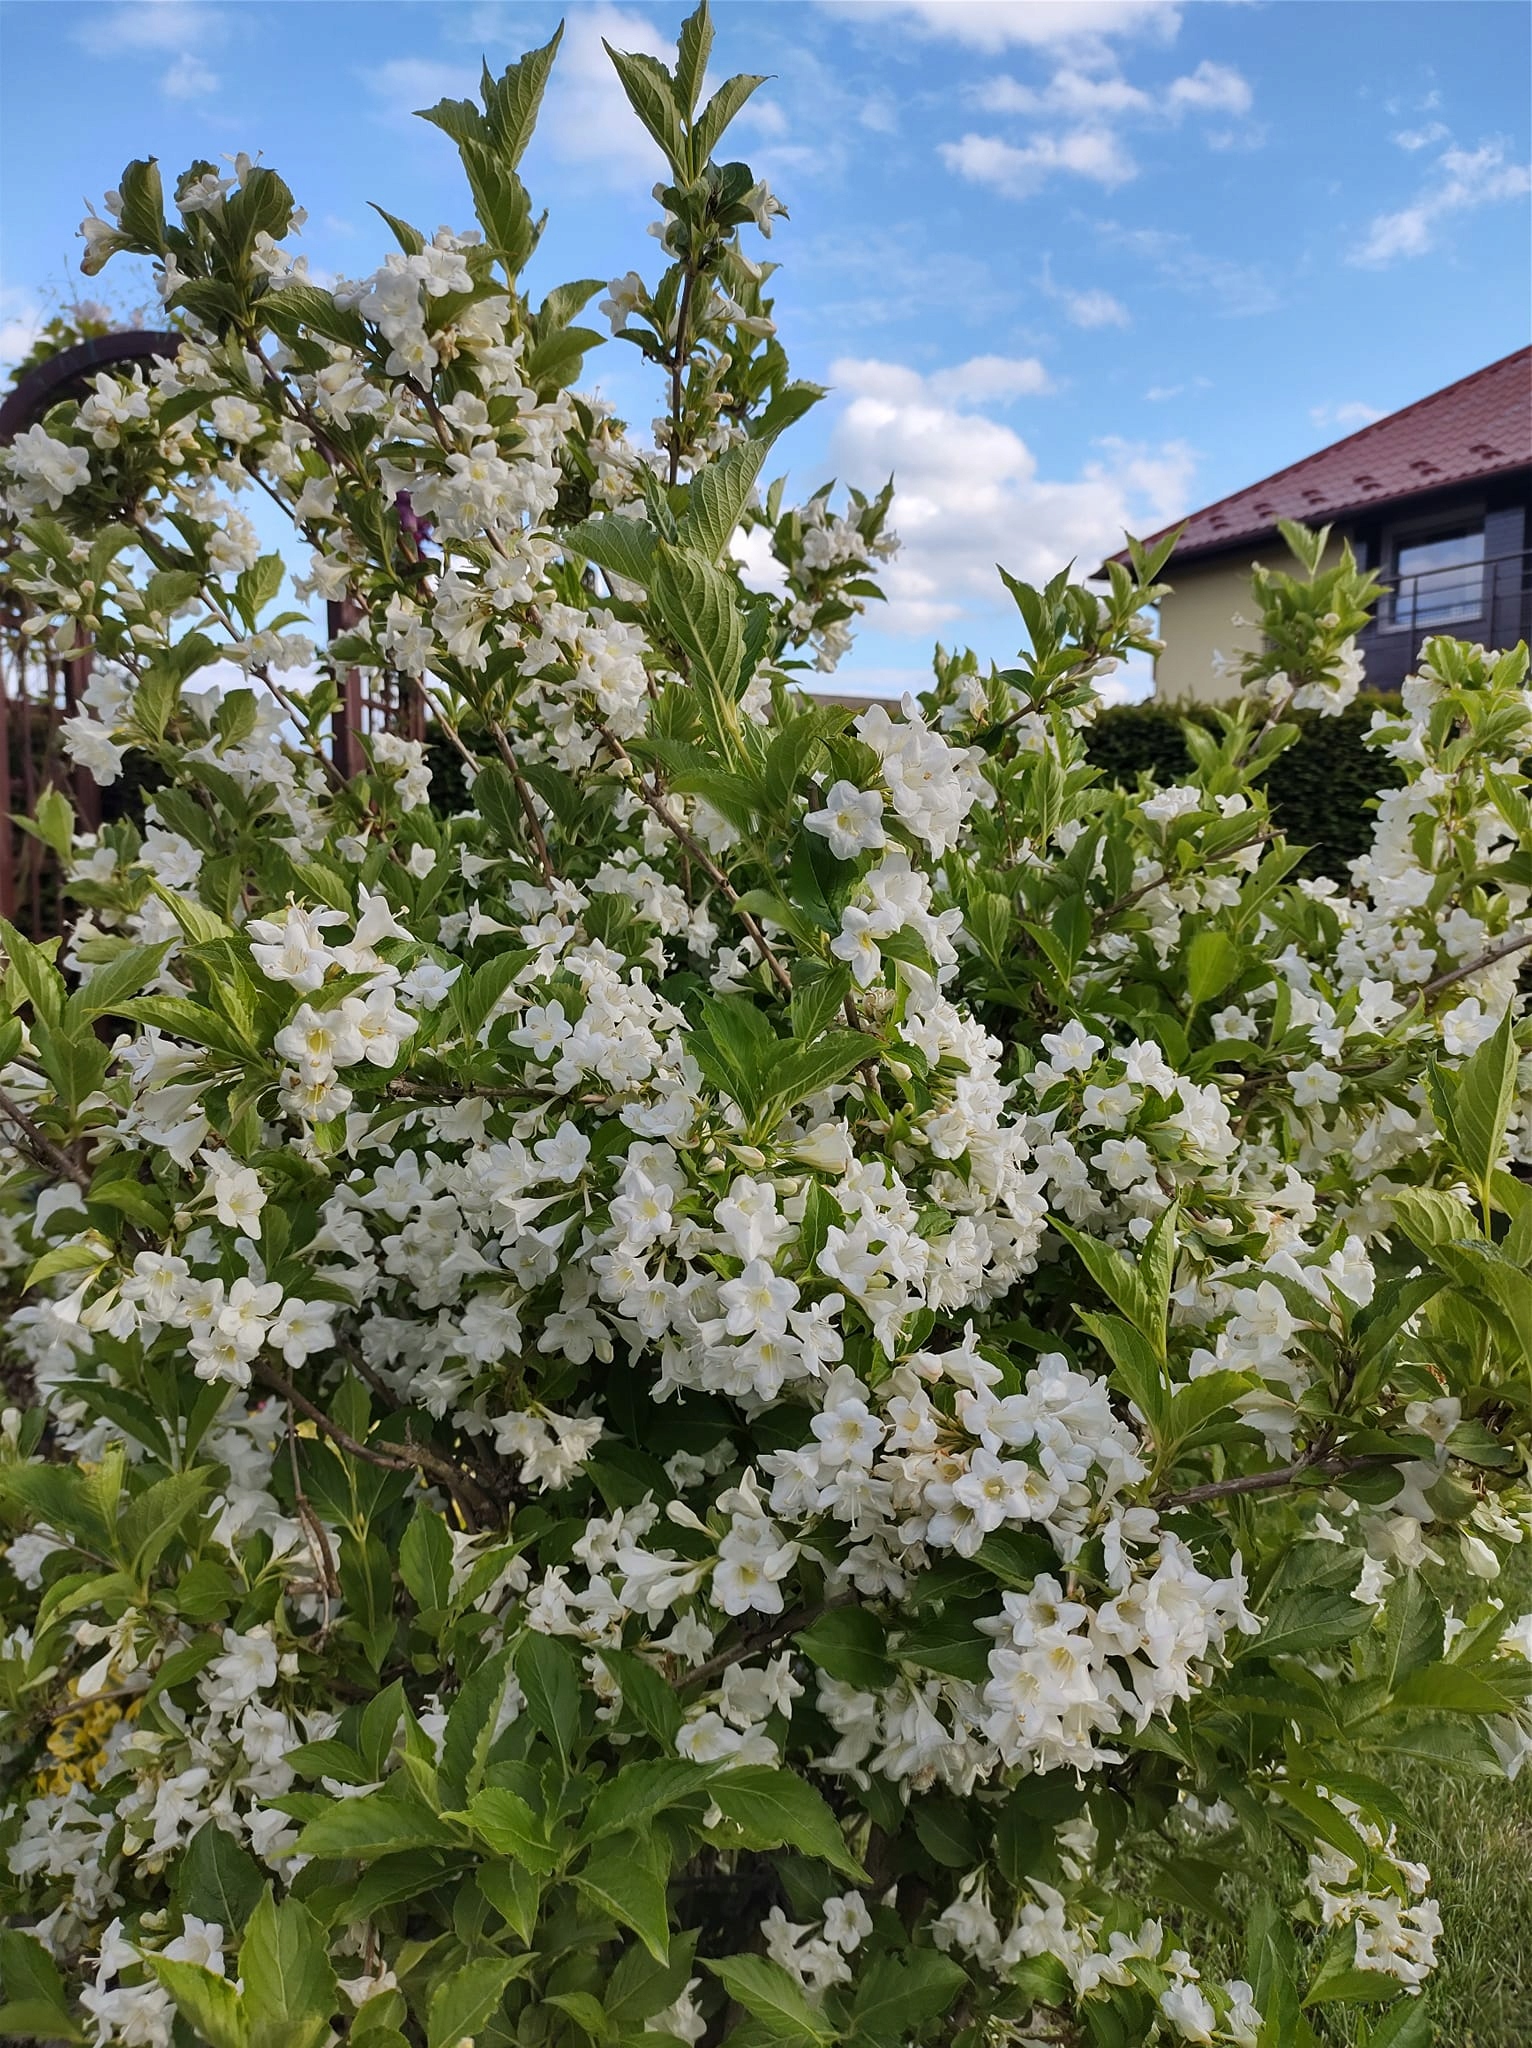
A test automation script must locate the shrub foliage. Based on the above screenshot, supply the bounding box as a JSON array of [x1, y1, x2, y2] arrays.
[[1085, 696, 1407, 883], [1, 12, 1531, 2048]]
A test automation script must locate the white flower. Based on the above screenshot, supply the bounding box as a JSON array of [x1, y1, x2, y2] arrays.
[[200, 1627, 279, 1712], [202, 1154, 267, 1232], [210, 394, 264, 444], [805, 782, 886, 861]]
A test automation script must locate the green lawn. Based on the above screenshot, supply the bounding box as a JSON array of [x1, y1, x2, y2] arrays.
[[1113, 1541, 1532, 2044], [1352, 1542, 1532, 2046]]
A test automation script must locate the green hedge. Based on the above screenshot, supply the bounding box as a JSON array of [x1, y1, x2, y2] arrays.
[[1086, 692, 1404, 881]]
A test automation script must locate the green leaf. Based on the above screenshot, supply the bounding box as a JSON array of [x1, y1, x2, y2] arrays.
[[515, 1630, 581, 1770], [703, 1956, 828, 2045], [148, 1960, 246, 2048], [678, 439, 771, 562], [603, 45, 687, 170], [117, 1468, 212, 1578], [694, 72, 769, 163], [294, 1786, 459, 1857], [599, 1646, 683, 1747], [440, 1642, 517, 1805], [673, 1, 713, 117], [574, 1832, 672, 1962], [427, 1956, 533, 2048], [1077, 1309, 1171, 1440], [650, 543, 748, 748], [461, 1787, 557, 1871], [1389, 1665, 1518, 1714], [542, 1992, 608, 2039], [478, 1861, 543, 1945], [1184, 928, 1241, 1008], [238, 1891, 336, 2048], [580, 1758, 711, 1841], [1243, 1586, 1370, 1663], [795, 1606, 895, 1691], [1379, 1572, 1444, 1693], [1430, 1005, 1518, 1193], [849, 1953, 967, 2046], [760, 1030, 870, 1118], [172, 1826, 266, 1935], [789, 962, 853, 1048], [1054, 1218, 1163, 1354], [0, 1931, 84, 2043], [399, 1502, 454, 1614], [1361, 1998, 1434, 2047], [709, 1766, 868, 1882], [563, 515, 657, 586]]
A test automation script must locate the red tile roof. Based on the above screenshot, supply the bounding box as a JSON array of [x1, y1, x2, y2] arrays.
[[1118, 346, 1532, 564]]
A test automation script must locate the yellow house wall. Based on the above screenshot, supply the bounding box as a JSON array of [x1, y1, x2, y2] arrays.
[[1152, 555, 1263, 704], [1153, 535, 1347, 704]]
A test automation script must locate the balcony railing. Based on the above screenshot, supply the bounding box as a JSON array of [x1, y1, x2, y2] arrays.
[[1359, 546, 1532, 690]]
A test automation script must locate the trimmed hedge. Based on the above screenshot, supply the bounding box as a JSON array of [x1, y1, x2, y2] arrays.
[[1086, 692, 1404, 881]]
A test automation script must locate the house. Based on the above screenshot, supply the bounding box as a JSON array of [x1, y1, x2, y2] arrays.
[[1118, 347, 1532, 703]]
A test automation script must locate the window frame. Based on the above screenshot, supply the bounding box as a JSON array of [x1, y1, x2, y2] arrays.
[[1377, 504, 1488, 635]]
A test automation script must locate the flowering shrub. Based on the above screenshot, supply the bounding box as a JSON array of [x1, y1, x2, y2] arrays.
[[2, 10, 1532, 2047]]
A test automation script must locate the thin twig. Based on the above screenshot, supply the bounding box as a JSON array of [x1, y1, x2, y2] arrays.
[[1093, 829, 1273, 932], [254, 1360, 495, 1526], [680, 1595, 856, 1691], [667, 267, 701, 487], [0, 1086, 91, 1191], [1422, 928, 1532, 1000], [486, 719, 557, 888], [287, 1415, 339, 1630], [596, 724, 795, 996], [388, 1078, 620, 1108], [1158, 1450, 1397, 1510]]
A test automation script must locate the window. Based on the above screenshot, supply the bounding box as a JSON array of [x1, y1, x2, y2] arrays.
[[1384, 523, 1485, 630]]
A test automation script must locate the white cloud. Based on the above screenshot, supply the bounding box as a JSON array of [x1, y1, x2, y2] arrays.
[[1353, 141, 1531, 265], [75, 1, 224, 56], [1039, 261, 1130, 328], [738, 98, 789, 139], [978, 58, 1248, 124], [540, 4, 674, 178], [161, 52, 218, 99], [1394, 119, 1448, 152], [859, 96, 900, 135], [940, 126, 1136, 196], [952, 58, 1253, 200], [977, 69, 1151, 118], [929, 354, 1052, 402], [1097, 221, 1279, 317], [1061, 285, 1130, 327], [1310, 400, 1386, 431], [826, 354, 1195, 638], [830, 1, 1180, 58], [1164, 60, 1251, 117], [363, 56, 477, 124], [0, 285, 45, 376]]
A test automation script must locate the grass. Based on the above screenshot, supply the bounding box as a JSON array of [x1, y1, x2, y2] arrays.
[[1347, 1538, 1532, 2047], [1110, 1540, 1532, 2044]]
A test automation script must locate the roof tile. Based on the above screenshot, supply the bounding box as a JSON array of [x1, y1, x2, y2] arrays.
[[1125, 347, 1532, 562]]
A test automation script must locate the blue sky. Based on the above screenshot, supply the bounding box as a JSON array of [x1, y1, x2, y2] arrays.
[[2, 0, 1529, 696]]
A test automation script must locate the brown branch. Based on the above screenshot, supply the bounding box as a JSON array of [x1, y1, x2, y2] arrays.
[[1093, 829, 1273, 932], [597, 724, 795, 997], [667, 267, 701, 487], [1422, 928, 1532, 1001], [254, 1360, 496, 1527], [1157, 1450, 1398, 1510], [680, 1595, 856, 1691], [388, 1078, 620, 1109], [0, 1086, 91, 1191], [486, 720, 557, 888]]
